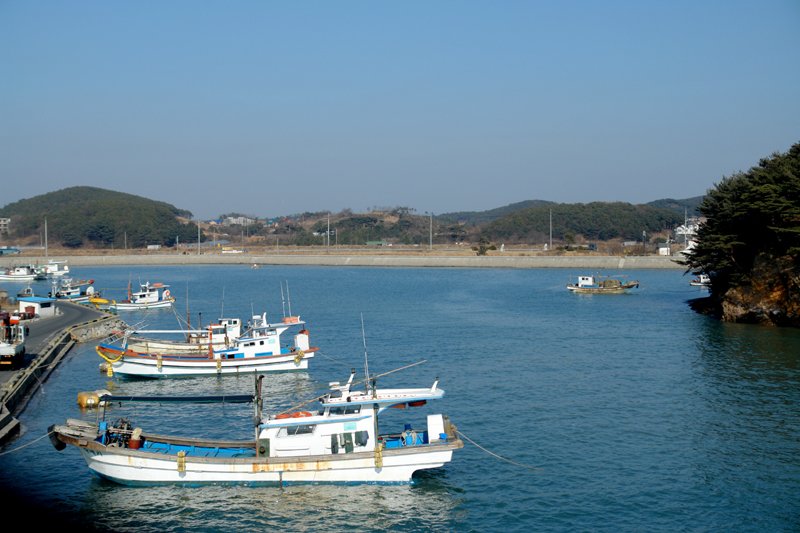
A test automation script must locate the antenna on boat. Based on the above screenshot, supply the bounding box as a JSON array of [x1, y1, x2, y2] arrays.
[[280, 282, 286, 318], [286, 280, 292, 317], [361, 313, 371, 395]]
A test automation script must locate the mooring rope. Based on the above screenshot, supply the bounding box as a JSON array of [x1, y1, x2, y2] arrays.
[[458, 429, 541, 470], [0, 430, 55, 457]]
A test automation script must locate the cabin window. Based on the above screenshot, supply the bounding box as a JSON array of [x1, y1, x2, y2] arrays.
[[259, 341, 264, 346], [277, 424, 315, 437], [329, 405, 361, 416], [267, 329, 277, 335]]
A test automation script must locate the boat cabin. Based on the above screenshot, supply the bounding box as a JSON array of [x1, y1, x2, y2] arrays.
[[128, 282, 169, 304], [256, 373, 449, 459]]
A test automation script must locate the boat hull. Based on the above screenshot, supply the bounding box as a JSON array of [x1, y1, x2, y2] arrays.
[[99, 346, 315, 378], [124, 338, 230, 355], [567, 282, 639, 294], [61, 432, 459, 485], [112, 298, 175, 311]]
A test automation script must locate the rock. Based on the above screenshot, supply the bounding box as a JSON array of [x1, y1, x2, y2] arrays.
[[714, 254, 800, 327]]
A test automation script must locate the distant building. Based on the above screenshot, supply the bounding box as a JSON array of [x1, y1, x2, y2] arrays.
[[222, 216, 257, 226], [0, 218, 9, 233]]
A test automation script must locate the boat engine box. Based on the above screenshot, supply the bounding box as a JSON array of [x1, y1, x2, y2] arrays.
[[427, 414, 446, 442]]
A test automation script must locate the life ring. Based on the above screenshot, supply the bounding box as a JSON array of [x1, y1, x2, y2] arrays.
[[163, 289, 171, 299], [299, 329, 309, 336]]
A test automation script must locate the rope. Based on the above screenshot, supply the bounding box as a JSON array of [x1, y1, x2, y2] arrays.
[[0, 430, 56, 457], [458, 429, 541, 470], [533, 284, 565, 293], [316, 351, 351, 367]]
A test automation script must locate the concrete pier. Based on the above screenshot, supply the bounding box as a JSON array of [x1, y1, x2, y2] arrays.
[[2, 253, 687, 270]]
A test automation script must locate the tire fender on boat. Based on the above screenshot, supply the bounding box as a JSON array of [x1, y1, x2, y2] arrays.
[[48, 425, 66, 451]]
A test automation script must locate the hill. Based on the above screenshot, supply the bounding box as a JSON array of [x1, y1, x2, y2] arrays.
[[437, 200, 555, 226], [481, 202, 684, 243], [0, 187, 201, 248], [646, 196, 704, 217]]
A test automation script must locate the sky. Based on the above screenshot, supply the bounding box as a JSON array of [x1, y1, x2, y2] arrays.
[[1, 1, 798, 220]]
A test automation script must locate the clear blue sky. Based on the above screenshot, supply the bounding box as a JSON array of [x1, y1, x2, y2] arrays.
[[2, 1, 798, 220]]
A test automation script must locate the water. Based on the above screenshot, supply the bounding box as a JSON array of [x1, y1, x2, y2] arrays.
[[2, 265, 799, 532]]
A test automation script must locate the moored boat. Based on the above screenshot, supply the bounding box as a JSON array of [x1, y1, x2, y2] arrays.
[[0, 265, 39, 282], [96, 316, 315, 377], [567, 274, 639, 294], [50, 278, 100, 303], [43, 260, 70, 277], [122, 316, 249, 355], [49, 370, 462, 485], [689, 274, 711, 288], [91, 280, 175, 311]]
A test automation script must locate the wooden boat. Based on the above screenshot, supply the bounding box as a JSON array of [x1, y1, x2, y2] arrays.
[[96, 316, 315, 377], [122, 317, 245, 355], [567, 274, 639, 294], [49, 370, 462, 485]]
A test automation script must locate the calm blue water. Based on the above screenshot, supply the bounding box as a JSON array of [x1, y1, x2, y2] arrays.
[[2, 265, 799, 532]]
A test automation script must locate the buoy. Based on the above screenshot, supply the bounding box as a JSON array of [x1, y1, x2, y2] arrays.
[[77, 389, 111, 408]]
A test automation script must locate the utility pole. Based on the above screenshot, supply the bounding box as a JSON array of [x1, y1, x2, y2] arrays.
[[549, 209, 552, 251], [45, 217, 48, 258], [429, 213, 433, 250], [327, 214, 330, 253]]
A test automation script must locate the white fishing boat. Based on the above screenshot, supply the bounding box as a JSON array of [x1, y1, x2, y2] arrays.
[[122, 316, 248, 355], [689, 274, 711, 288], [96, 316, 315, 377], [43, 260, 70, 277], [50, 278, 99, 303], [0, 265, 38, 282], [567, 274, 639, 294], [49, 370, 462, 485], [91, 280, 175, 311]]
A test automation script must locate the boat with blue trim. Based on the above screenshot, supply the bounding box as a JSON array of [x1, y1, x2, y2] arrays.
[[49, 369, 462, 484], [95, 315, 315, 377]]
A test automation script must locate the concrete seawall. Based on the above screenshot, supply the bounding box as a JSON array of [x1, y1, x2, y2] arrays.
[[2, 254, 687, 270]]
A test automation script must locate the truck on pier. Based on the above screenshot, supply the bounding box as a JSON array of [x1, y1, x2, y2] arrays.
[[0, 312, 26, 370]]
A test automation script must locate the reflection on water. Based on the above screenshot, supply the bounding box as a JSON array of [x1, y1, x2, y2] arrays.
[[78, 474, 467, 533]]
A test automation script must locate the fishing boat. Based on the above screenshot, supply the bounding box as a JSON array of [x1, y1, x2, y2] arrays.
[[50, 278, 100, 303], [567, 274, 639, 294], [96, 315, 315, 377], [0, 265, 38, 282], [91, 280, 175, 311], [689, 274, 711, 288], [49, 370, 462, 485], [43, 260, 70, 277], [122, 316, 248, 355]]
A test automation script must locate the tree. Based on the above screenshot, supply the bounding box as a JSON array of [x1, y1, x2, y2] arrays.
[[683, 142, 800, 289]]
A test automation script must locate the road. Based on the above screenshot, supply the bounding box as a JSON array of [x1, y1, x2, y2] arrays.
[[0, 301, 107, 385]]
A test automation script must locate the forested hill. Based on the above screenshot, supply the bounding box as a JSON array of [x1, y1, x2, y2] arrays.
[[646, 196, 704, 217], [0, 186, 201, 248], [0, 186, 192, 218], [437, 199, 555, 225], [481, 202, 684, 242]]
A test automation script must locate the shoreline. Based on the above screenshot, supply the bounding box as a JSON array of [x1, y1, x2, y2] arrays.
[[1, 253, 686, 270]]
